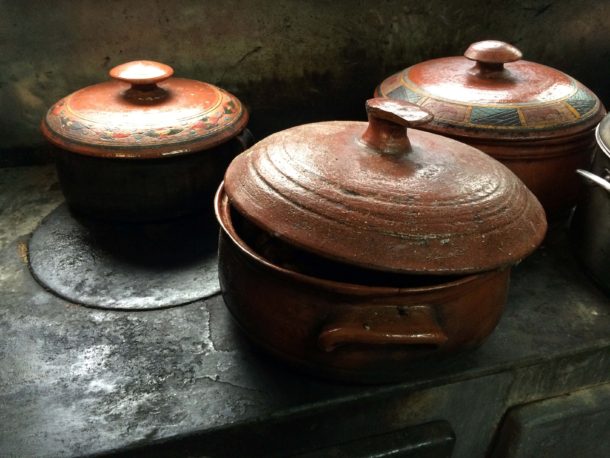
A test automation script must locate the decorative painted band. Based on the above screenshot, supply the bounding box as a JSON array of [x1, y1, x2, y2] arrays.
[[45, 91, 244, 148], [379, 73, 600, 132]]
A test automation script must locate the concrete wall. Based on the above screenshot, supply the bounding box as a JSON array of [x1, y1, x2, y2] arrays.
[[2, 0, 610, 165]]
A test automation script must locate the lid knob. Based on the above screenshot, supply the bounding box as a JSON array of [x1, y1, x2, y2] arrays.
[[464, 40, 522, 77], [361, 98, 433, 154], [109, 60, 174, 88]]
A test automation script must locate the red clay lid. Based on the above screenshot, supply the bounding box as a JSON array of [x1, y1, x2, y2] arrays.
[[224, 98, 547, 275], [41, 60, 248, 159], [376, 40, 604, 140]]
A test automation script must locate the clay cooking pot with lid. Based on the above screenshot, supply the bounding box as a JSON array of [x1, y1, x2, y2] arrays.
[[41, 60, 251, 222], [216, 98, 547, 382], [376, 40, 605, 220]]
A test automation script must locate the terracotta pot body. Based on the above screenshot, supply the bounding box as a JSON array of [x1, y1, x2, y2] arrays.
[[217, 98, 546, 382], [217, 189, 509, 382], [41, 60, 250, 222], [52, 131, 251, 221], [376, 40, 605, 220]]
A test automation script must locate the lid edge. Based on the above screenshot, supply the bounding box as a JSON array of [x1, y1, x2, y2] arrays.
[[41, 109, 249, 159]]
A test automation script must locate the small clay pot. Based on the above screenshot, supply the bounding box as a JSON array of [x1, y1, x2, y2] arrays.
[[41, 60, 251, 222]]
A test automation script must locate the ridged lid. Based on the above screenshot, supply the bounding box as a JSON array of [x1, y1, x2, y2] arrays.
[[376, 40, 604, 140], [224, 98, 547, 275], [41, 60, 248, 158]]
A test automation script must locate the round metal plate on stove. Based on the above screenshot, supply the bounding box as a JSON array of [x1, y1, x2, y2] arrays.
[[28, 204, 220, 310]]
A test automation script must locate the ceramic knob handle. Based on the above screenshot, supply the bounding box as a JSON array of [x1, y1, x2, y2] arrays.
[[361, 98, 433, 154], [464, 40, 522, 76], [109, 60, 174, 87]]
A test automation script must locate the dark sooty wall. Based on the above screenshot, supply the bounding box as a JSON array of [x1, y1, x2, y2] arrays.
[[1, 0, 610, 165]]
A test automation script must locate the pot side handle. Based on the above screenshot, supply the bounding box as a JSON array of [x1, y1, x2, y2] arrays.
[[576, 169, 610, 193], [318, 304, 448, 352]]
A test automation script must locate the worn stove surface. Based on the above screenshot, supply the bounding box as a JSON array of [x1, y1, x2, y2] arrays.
[[0, 166, 609, 458], [28, 204, 220, 310]]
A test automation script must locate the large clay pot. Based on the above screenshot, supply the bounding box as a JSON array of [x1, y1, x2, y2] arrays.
[[216, 98, 547, 382]]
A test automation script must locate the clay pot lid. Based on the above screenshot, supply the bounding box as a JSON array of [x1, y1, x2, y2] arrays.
[[376, 40, 604, 141], [224, 98, 547, 275], [41, 60, 248, 159]]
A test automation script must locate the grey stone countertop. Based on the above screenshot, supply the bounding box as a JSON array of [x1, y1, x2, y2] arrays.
[[0, 166, 609, 457]]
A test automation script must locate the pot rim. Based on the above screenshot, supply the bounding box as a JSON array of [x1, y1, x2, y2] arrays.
[[214, 182, 497, 293], [595, 123, 610, 161]]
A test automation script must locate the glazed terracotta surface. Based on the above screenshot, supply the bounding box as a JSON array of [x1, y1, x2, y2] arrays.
[[376, 41, 602, 140], [216, 98, 546, 381], [376, 40, 605, 219], [42, 60, 248, 158], [225, 98, 546, 274]]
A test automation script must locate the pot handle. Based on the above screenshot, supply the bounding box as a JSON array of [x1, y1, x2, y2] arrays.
[[318, 304, 448, 352], [109, 60, 174, 90], [576, 169, 610, 193], [360, 98, 433, 155], [464, 40, 522, 77]]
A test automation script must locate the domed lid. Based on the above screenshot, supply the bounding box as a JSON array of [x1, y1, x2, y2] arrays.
[[376, 40, 604, 141], [41, 60, 248, 159], [224, 98, 547, 275]]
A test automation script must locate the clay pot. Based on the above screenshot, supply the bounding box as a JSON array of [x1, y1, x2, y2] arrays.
[[376, 40, 606, 220], [41, 60, 251, 222], [216, 98, 547, 382]]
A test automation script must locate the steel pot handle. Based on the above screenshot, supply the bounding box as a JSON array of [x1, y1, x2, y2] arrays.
[[576, 169, 610, 193], [317, 304, 448, 352]]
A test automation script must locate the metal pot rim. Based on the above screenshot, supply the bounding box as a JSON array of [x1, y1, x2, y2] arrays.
[[595, 123, 610, 161]]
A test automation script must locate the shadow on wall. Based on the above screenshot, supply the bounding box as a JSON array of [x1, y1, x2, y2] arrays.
[[2, 0, 610, 165]]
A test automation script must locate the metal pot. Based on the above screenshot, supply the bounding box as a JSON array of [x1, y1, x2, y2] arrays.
[[376, 40, 606, 220], [41, 60, 251, 222], [570, 122, 610, 293], [216, 98, 547, 382]]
